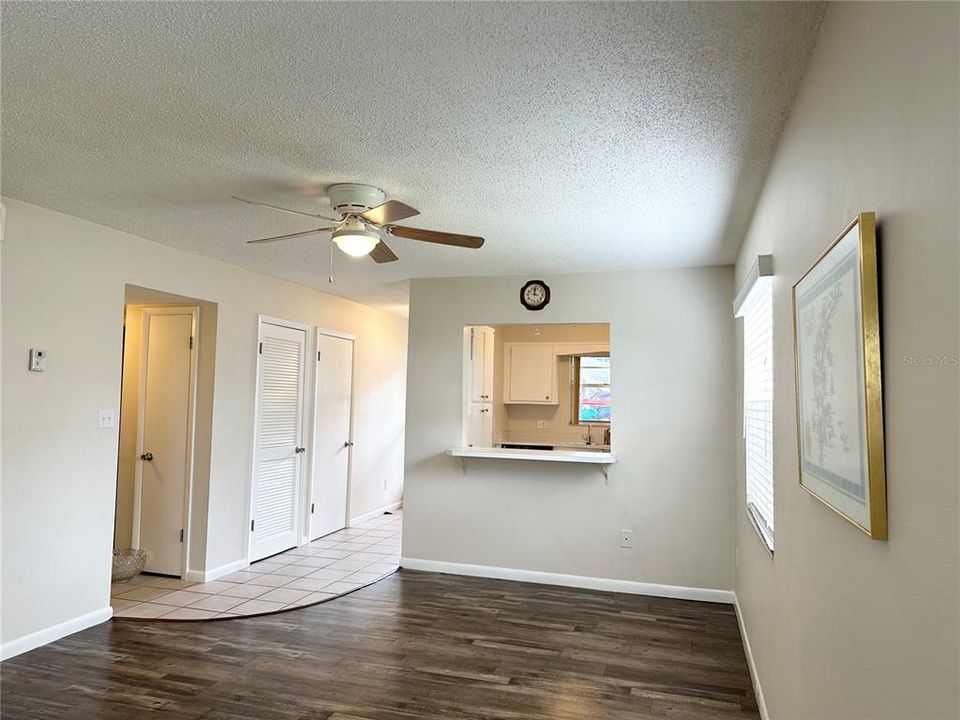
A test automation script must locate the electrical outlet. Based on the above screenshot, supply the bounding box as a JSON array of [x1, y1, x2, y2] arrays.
[[537, 420, 547, 429], [619, 529, 633, 548]]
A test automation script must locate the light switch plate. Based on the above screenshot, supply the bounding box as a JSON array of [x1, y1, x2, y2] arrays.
[[98, 409, 116, 429]]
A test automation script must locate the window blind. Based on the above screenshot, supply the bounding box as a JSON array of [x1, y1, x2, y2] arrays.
[[740, 278, 774, 550]]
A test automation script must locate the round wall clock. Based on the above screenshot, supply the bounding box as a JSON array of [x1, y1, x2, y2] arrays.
[[520, 280, 551, 311]]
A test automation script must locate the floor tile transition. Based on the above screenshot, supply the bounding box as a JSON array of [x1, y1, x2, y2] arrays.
[[111, 510, 401, 620]]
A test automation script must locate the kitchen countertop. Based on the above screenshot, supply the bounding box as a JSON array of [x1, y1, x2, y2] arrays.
[[448, 447, 616, 464], [496, 441, 611, 451]]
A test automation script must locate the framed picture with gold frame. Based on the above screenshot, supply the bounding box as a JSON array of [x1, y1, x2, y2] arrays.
[[792, 212, 887, 539]]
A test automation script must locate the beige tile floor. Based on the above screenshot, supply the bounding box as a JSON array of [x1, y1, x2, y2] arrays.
[[111, 510, 401, 620]]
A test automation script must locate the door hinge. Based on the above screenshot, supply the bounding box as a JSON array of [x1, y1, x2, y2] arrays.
[[251, 519, 255, 532], [318, 350, 322, 361], [179, 529, 184, 543], [311, 503, 315, 514], [189, 336, 194, 350], [258, 342, 263, 354]]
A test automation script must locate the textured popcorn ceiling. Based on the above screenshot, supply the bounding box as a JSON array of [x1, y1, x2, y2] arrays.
[[1, 1, 824, 310]]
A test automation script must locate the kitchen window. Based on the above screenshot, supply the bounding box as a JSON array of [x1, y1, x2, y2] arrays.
[[572, 355, 611, 424]]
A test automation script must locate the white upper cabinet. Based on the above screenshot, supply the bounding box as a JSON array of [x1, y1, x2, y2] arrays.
[[468, 326, 495, 402], [464, 326, 495, 447], [504, 343, 558, 404]]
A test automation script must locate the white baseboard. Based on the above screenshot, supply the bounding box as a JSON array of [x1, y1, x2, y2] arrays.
[[734, 594, 769, 720], [1, 606, 113, 661], [400, 557, 735, 605], [350, 501, 402, 526], [184, 558, 248, 584]]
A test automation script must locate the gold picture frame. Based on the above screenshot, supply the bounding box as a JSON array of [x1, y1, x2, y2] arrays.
[[792, 212, 887, 539]]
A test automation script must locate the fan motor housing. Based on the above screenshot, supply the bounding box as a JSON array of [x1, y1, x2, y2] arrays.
[[328, 183, 386, 215]]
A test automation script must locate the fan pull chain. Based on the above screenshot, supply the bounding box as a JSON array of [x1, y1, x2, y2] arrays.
[[329, 238, 335, 284]]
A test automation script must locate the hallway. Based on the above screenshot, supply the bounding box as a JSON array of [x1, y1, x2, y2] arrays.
[[110, 511, 400, 619]]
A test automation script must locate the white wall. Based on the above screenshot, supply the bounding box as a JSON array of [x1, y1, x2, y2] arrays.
[[733, 4, 959, 718], [403, 269, 736, 595], [1, 198, 407, 653]]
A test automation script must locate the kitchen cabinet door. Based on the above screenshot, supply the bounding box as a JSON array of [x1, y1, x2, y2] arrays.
[[505, 344, 557, 404], [469, 326, 495, 402], [465, 400, 492, 447]]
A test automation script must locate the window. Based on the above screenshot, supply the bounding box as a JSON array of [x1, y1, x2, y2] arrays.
[[572, 355, 611, 423], [738, 273, 774, 552]]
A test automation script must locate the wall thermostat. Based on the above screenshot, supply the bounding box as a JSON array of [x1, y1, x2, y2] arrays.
[[29, 348, 46, 372]]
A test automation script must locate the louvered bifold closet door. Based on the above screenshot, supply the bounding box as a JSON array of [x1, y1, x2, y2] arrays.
[[250, 323, 306, 561]]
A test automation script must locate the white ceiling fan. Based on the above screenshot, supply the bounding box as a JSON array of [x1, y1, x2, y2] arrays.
[[234, 183, 485, 263]]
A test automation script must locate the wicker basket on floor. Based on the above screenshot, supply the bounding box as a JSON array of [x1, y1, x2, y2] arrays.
[[112, 548, 147, 582]]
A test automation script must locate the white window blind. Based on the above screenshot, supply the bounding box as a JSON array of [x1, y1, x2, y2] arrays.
[[738, 274, 774, 551]]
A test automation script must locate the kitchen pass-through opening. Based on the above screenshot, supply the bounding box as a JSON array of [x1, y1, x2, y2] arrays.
[[461, 323, 611, 452]]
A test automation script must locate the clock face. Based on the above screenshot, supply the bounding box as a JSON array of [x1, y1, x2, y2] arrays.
[[520, 280, 550, 310]]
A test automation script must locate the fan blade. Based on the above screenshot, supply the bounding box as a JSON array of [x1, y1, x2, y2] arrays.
[[386, 225, 484, 249], [247, 227, 334, 244], [232, 196, 338, 222], [369, 239, 399, 264], [360, 200, 419, 225]]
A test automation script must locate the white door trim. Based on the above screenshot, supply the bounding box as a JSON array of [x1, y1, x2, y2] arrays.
[[247, 315, 314, 563], [131, 305, 199, 578], [313, 326, 356, 342], [306, 327, 357, 541]]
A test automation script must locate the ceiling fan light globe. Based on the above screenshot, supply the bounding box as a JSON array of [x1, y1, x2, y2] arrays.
[[333, 230, 379, 257]]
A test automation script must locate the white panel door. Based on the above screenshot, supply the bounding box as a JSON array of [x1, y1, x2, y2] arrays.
[[136, 309, 196, 576], [309, 332, 354, 540], [250, 323, 306, 561]]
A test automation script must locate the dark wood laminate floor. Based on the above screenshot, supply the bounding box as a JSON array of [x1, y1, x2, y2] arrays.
[[1, 571, 759, 720]]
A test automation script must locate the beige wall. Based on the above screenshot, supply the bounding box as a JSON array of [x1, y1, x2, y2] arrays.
[[1, 198, 407, 650], [733, 3, 959, 718], [404, 269, 736, 593], [492, 323, 610, 445], [114, 304, 144, 550]]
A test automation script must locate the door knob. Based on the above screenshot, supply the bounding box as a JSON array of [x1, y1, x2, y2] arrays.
[[295, 446, 307, 454], [139, 452, 154, 461], [344, 441, 354, 448]]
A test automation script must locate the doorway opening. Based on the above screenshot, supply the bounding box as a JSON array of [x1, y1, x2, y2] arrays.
[[111, 311, 403, 620], [461, 323, 612, 450], [110, 285, 217, 613]]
